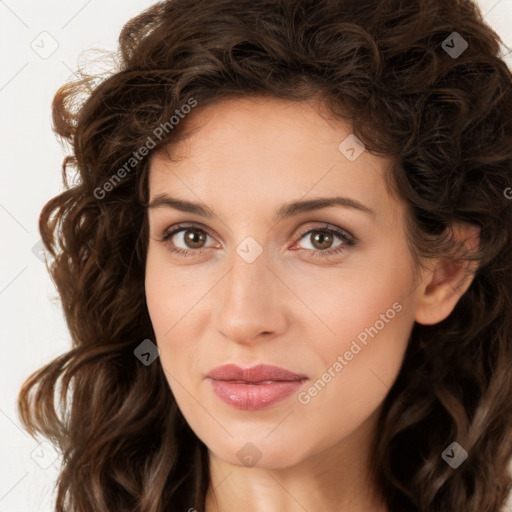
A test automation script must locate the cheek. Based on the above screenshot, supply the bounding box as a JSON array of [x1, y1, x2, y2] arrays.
[[286, 239, 415, 355], [144, 246, 202, 336], [293, 247, 416, 418], [145, 250, 186, 370], [144, 249, 210, 390], [292, 299, 413, 459]]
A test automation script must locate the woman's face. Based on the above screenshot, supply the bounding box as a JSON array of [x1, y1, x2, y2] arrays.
[[145, 96, 426, 468]]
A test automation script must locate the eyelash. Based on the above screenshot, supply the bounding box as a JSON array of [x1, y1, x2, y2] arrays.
[[157, 223, 357, 259]]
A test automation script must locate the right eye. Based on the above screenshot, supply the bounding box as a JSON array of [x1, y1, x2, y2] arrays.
[[157, 224, 217, 258]]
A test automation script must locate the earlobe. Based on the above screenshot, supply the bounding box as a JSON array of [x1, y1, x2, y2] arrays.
[[414, 222, 480, 326]]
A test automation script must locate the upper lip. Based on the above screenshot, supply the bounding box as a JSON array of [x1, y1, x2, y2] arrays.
[[206, 364, 307, 383]]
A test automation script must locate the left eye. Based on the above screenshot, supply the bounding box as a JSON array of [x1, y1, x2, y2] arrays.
[[157, 223, 356, 258], [295, 225, 354, 254]]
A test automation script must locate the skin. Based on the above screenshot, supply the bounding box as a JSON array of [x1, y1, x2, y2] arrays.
[[144, 96, 479, 512]]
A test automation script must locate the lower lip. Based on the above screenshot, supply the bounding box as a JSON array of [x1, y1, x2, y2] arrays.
[[207, 378, 307, 410]]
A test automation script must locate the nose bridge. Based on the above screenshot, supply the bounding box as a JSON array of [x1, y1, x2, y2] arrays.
[[223, 244, 271, 313], [224, 229, 272, 298], [214, 243, 285, 342]]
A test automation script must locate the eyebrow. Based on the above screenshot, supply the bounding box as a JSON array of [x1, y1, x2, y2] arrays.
[[147, 194, 375, 222]]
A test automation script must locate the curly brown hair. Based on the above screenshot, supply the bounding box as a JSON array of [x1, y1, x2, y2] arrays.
[[18, 0, 512, 510]]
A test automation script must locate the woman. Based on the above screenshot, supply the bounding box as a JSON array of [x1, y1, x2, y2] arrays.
[[18, 0, 512, 511]]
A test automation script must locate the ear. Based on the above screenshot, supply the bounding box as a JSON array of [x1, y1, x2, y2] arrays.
[[414, 221, 480, 326]]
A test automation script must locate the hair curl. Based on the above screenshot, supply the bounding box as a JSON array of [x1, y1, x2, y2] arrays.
[[18, 0, 512, 511]]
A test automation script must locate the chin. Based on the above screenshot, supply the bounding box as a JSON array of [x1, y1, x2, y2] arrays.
[[210, 437, 309, 470]]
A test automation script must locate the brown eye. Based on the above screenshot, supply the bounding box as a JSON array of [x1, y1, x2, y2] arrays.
[[309, 230, 336, 250], [295, 224, 356, 258], [298, 227, 345, 251], [159, 224, 214, 257], [181, 228, 207, 249], [158, 223, 356, 260]]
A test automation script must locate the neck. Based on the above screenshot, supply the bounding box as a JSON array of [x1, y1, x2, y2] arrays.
[[204, 407, 388, 512]]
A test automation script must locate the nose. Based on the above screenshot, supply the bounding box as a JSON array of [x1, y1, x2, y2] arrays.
[[213, 250, 288, 345]]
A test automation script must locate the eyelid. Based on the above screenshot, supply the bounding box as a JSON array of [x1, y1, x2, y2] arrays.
[[295, 222, 355, 241], [157, 222, 218, 246], [156, 221, 354, 240]]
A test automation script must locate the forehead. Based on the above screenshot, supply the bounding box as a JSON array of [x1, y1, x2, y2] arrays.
[[147, 96, 400, 224]]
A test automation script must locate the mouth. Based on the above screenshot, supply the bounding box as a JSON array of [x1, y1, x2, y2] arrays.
[[205, 364, 308, 410], [206, 363, 307, 382], [223, 380, 290, 385]]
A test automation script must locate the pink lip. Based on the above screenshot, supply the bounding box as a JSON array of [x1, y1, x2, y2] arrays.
[[205, 364, 308, 410]]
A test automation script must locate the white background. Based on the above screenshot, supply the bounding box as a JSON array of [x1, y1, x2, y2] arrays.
[[1, 1, 512, 510]]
